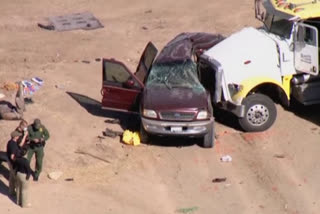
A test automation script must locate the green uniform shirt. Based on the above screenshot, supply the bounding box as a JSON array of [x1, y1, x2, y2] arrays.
[[28, 125, 50, 142]]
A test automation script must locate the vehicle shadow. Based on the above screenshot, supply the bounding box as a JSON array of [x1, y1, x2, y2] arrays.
[[289, 98, 320, 127], [146, 135, 203, 148], [213, 107, 243, 131], [66, 92, 210, 147], [66, 92, 140, 131]]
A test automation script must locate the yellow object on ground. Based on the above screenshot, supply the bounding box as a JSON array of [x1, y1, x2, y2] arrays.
[[122, 130, 141, 146]]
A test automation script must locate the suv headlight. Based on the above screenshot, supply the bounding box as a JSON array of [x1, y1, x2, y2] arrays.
[[143, 109, 157, 118], [197, 110, 208, 120]]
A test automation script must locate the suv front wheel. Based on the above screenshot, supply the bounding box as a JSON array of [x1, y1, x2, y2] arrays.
[[203, 122, 214, 148], [140, 124, 150, 143]]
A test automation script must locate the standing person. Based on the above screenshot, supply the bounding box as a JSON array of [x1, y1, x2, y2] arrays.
[[15, 120, 28, 136], [14, 120, 29, 155], [6, 130, 28, 196], [0, 82, 25, 120], [27, 119, 50, 181], [13, 157, 35, 208]]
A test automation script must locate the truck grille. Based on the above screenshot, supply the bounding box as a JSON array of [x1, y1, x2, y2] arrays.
[[160, 112, 196, 121]]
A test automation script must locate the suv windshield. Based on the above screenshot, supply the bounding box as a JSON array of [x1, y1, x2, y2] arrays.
[[146, 60, 205, 92], [263, 13, 293, 39]]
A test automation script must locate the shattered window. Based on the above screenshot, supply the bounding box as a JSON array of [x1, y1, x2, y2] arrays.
[[146, 60, 205, 93]]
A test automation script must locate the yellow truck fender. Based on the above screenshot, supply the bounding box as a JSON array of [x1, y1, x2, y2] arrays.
[[232, 75, 293, 104]]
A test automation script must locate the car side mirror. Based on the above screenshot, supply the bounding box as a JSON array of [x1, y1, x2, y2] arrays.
[[124, 79, 135, 88]]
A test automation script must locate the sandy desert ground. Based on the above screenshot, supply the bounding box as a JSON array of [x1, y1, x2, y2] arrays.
[[1, 0, 320, 214]]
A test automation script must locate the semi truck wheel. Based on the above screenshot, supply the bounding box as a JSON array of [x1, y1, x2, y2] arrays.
[[239, 93, 277, 132], [203, 122, 214, 148], [140, 124, 150, 143]]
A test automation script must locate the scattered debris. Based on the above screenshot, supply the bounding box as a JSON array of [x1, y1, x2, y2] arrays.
[[38, 12, 104, 32], [274, 154, 285, 159], [96, 135, 105, 143], [32, 77, 44, 86], [103, 128, 123, 138], [65, 178, 74, 182], [48, 171, 63, 180], [24, 98, 34, 104], [23, 77, 43, 96], [220, 155, 232, 162], [1, 78, 43, 96], [97, 136, 105, 140], [212, 177, 227, 183], [176, 206, 199, 213], [224, 183, 232, 188], [38, 23, 54, 30], [75, 149, 111, 163], [105, 118, 121, 124], [55, 84, 65, 89], [82, 60, 90, 64], [1, 82, 18, 91], [141, 26, 148, 30]]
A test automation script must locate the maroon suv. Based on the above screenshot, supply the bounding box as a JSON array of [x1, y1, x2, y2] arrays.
[[101, 33, 223, 148]]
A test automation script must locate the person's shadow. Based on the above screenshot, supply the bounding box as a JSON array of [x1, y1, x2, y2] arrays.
[[0, 152, 16, 203], [0, 163, 9, 194]]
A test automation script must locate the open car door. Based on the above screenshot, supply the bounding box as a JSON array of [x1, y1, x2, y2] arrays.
[[101, 42, 158, 112], [134, 42, 158, 83], [294, 23, 319, 75]]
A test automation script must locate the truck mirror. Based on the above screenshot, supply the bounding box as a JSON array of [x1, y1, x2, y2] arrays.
[[289, 43, 295, 51]]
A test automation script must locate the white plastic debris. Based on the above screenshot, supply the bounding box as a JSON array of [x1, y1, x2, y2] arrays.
[[48, 171, 63, 180], [220, 155, 232, 162]]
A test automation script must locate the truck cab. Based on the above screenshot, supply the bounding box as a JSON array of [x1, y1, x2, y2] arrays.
[[199, 0, 320, 132]]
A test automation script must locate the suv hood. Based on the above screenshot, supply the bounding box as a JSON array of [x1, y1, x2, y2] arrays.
[[143, 85, 208, 111]]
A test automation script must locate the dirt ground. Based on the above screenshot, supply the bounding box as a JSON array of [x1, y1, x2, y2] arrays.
[[0, 0, 320, 213]]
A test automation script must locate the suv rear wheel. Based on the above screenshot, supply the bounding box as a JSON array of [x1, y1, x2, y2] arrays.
[[239, 93, 277, 132]]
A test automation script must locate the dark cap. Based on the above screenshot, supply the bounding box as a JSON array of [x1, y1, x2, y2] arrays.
[[34, 118, 41, 129], [11, 131, 22, 138]]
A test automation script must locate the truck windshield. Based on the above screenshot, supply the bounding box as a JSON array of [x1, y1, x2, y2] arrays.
[[263, 13, 293, 39], [146, 60, 205, 92]]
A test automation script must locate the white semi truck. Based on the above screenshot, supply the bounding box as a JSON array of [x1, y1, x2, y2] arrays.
[[198, 0, 320, 132]]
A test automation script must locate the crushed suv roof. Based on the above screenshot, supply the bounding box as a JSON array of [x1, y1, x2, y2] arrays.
[[154, 32, 224, 64]]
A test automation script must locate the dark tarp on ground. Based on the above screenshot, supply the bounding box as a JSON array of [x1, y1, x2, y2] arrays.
[[154, 32, 224, 64]]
